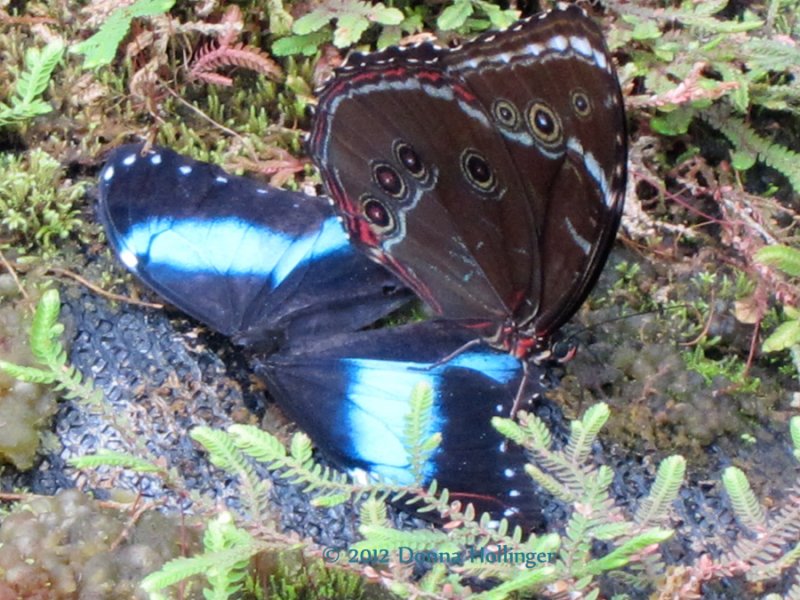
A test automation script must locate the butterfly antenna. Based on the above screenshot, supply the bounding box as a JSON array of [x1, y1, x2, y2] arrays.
[[560, 304, 691, 350]]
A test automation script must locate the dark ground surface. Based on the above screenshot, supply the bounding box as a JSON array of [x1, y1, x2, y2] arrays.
[[0, 274, 792, 597]]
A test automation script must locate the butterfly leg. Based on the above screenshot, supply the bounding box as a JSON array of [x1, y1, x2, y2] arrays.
[[511, 360, 532, 418], [423, 336, 484, 371]]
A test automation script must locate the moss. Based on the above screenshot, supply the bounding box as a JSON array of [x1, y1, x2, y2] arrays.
[[0, 149, 89, 258], [0, 287, 58, 470], [0, 489, 203, 599], [251, 550, 379, 600], [562, 257, 786, 466]]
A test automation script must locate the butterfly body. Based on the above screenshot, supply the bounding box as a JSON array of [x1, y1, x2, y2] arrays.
[[309, 5, 627, 362]]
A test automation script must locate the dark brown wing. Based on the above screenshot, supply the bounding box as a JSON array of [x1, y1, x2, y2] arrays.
[[309, 47, 540, 323], [444, 5, 627, 337]]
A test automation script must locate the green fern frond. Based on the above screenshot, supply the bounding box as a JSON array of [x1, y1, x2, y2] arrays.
[[525, 464, 575, 503], [760, 494, 800, 551], [744, 38, 800, 73], [228, 423, 288, 464], [69, 450, 161, 472], [72, 0, 176, 68], [634, 455, 686, 526], [562, 512, 592, 560], [142, 553, 230, 592], [494, 410, 552, 449], [359, 496, 389, 528], [702, 106, 800, 192], [587, 466, 615, 502], [229, 426, 371, 502], [203, 513, 253, 600], [581, 528, 673, 575], [290, 430, 313, 464], [565, 403, 609, 465], [520, 410, 553, 449], [404, 382, 440, 484], [141, 513, 262, 596], [0, 361, 55, 384], [191, 426, 272, 518], [726, 488, 800, 572], [659, 1, 762, 33], [312, 493, 351, 507], [722, 466, 767, 529], [191, 426, 248, 473], [0, 289, 94, 396], [142, 548, 258, 593], [29, 289, 63, 365], [491, 415, 527, 445], [16, 42, 64, 106], [750, 83, 800, 115], [0, 41, 63, 127]]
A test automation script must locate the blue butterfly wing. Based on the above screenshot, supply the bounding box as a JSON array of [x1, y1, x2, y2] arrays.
[[97, 144, 411, 348], [256, 320, 548, 528]]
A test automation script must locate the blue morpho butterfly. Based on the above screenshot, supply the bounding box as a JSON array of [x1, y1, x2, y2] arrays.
[[256, 319, 552, 528], [308, 5, 627, 410], [97, 144, 549, 528], [97, 143, 411, 351]]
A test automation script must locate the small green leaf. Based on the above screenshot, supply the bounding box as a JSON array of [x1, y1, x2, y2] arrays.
[[762, 320, 800, 353], [580, 402, 609, 436], [437, 1, 473, 31], [755, 245, 800, 277], [731, 149, 756, 171], [292, 9, 333, 35], [474, 0, 518, 29], [30, 288, 63, 365], [692, 0, 727, 16], [370, 6, 403, 26], [334, 13, 370, 47], [265, 0, 293, 36], [631, 20, 661, 41], [653, 45, 675, 62], [377, 27, 402, 49], [650, 108, 694, 136], [404, 382, 439, 483], [272, 31, 331, 57]]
